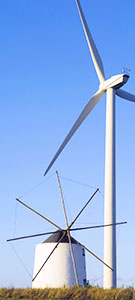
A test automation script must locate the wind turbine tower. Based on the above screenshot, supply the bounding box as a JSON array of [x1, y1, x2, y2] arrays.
[[44, 0, 135, 288]]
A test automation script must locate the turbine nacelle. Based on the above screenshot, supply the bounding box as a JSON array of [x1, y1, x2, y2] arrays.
[[100, 74, 129, 91]]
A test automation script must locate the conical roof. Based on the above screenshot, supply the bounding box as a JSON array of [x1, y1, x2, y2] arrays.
[[43, 230, 77, 244]]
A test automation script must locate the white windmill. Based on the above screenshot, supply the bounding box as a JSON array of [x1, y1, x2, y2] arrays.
[[44, 0, 135, 289], [7, 171, 126, 287]]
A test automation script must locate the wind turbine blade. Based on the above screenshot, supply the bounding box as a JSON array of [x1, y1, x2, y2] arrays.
[[75, 0, 105, 83], [116, 89, 135, 102], [73, 237, 113, 271], [56, 171, 79, 286], [68, 188, 99, 230], [70, 221, 127, 232], [7, 230, 59, 242], [44, 89, 104, 176], [16, 198, 62, 231], [32, 231, 66, 282]]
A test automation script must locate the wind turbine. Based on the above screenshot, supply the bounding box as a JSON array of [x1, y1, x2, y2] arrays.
[[44, 0, 135, 288]]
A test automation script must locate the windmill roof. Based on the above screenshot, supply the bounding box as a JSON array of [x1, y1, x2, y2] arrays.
[[43, 230, 77, 244]]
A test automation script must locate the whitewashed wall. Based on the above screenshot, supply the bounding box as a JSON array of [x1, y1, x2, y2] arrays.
[[32, 242, 86, 288]]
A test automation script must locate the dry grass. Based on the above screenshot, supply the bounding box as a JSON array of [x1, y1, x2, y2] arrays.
[[0, 286, 134, 300]]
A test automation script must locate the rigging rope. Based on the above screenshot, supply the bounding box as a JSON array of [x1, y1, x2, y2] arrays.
[[18, 172, 55, 199], [100, 190, 126, 224], [9, 242, 32, 279], [90, 269, 112, 286], [13, 200, 18, 237], [16, 171, 101, 202], [59, 175, 100, 191]]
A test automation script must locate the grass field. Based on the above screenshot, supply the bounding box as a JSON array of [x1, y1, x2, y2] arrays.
[[0, 286, 134, 300]]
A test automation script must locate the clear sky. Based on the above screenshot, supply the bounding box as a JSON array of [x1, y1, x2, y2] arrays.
[[0, 0, 135, 288]]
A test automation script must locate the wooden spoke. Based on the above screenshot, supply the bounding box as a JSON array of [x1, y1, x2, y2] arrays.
[[7, 222, 127, 242], [56, 171, 79, 286], [66, 230, 79, 286], [16, 198, 62, 231], [73, 237, 113, 271], [68, 188, 99, 230], [70, 221, 127, 232], [32, 231, 66, 282], [7, 230, 60, 242]]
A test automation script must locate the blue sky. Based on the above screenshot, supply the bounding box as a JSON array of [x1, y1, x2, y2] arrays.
[[0, 0, 135, 288]]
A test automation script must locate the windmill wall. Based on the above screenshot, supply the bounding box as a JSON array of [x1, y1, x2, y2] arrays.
[[32, 239, 86, 288]]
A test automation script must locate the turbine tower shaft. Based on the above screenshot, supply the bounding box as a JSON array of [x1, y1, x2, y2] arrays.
[[104, 88, 116, 288]]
